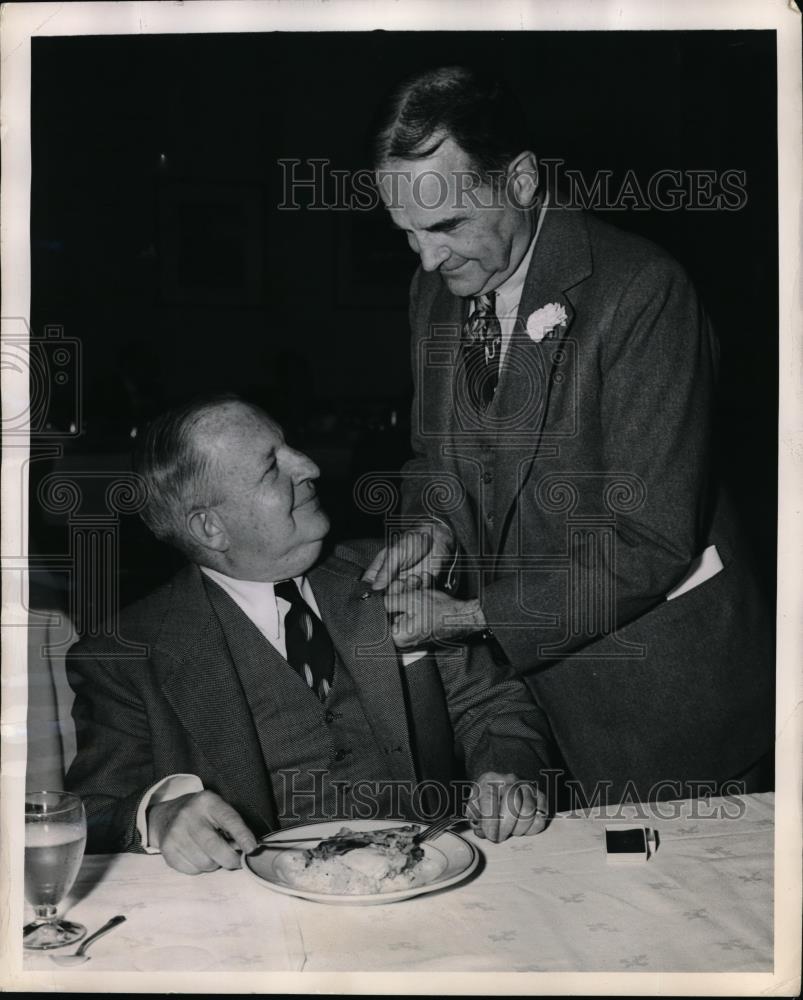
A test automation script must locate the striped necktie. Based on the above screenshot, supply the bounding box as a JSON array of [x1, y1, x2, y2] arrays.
[[274, 579, 335, 700], [461, 291, 502, 410]]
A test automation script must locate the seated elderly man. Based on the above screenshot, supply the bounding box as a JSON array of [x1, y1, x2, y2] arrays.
[[65, 394, 553, 874]]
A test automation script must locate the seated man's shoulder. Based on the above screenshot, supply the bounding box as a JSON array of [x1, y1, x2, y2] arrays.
[[69, 563, 198, 661], [319, 538, 382, 577]]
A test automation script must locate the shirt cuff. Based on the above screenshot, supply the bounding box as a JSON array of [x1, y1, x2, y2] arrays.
[[136, 773, 204, 853], [666, 544, 723, 600], [400, 649, 429, 666]]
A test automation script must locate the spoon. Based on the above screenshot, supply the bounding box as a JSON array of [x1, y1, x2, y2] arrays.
[[49, 915, 126, 966]]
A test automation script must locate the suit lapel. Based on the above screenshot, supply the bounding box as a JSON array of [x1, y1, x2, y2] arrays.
[[309, 557, 419, 782], [492, 205, 593, 540], [424, 281, 467, 454], [152, 566, 277, 831]]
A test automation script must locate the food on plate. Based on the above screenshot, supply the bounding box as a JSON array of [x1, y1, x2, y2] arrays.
[[279, 825, 441, 895]]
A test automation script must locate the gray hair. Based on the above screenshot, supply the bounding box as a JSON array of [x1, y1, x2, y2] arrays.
[[136, 393, 252, 559]]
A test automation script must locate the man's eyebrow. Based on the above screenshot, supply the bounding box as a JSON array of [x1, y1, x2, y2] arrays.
[[391, 213, 467, 234], [424, 215, 466, 233]]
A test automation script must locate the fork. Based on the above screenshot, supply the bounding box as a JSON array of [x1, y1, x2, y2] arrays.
[[254, 815, 462, 855], [413, 813, 461, 844]]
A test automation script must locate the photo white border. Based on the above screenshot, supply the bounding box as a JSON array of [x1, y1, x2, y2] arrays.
[[2, 0, 800, 994]]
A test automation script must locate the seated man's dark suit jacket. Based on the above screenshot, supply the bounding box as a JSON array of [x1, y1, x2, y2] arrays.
[[65, 541, 552, 853], [401, 203, 774, 802]]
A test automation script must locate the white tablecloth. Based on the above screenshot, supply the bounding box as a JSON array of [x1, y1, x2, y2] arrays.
[[23, 793, 773, 974]]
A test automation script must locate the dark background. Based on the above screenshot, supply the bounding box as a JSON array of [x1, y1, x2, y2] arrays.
[[28, 30, 778, 622]]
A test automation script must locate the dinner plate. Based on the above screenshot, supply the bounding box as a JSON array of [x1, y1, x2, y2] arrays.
[[242, 818, 480, 905]]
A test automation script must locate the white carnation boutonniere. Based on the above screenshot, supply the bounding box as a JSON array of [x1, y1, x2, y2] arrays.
[[526, 303, 568, 342]]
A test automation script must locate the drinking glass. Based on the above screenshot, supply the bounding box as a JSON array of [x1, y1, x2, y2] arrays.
[[24, 791, 87, 950]]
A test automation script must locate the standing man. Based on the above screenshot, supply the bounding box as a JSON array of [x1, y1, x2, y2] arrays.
[[364, 66, 773, 804], [65, 394, 552, 873]]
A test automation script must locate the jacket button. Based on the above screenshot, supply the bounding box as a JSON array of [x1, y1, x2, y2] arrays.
[[331, 748, 349, 762], [324, 711, 335, 724], [486, 511, 494, 523], [483, 472, 493, 484]]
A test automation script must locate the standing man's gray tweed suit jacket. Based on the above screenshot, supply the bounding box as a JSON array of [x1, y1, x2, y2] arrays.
[[65, 541, 553, 853], [402, 203, 774, 801]]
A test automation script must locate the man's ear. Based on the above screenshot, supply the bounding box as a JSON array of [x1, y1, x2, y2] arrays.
[[507, 151, 539, 210], [186, 508, 228, 553]]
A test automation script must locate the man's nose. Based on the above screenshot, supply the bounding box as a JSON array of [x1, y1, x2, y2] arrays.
[[415, 234, 450, 272], [288, 447, 320, 482]]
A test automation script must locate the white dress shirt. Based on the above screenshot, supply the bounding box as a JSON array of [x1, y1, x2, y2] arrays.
[[200, 566, 322, 658], [475, 191, 550, 369]]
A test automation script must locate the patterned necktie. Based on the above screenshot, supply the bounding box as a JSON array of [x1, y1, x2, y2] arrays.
[[274, 579, 335, 700], [461, 292, 502, 410]]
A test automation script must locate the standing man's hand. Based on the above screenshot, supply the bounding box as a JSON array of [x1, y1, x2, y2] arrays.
[[148, 790, 257, 874], [467, 772, 548, 843], [384, 586, 486, 648], [361, 522, 455, 592]]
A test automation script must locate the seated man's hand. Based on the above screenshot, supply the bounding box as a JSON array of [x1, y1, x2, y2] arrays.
[[466, 772, 548, 843], [148, 789, 257, 874], [384, 586, 485, 648], [361, 522, 455, 592]]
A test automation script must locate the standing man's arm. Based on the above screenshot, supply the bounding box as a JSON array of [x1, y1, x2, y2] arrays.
[[435, 640, 554, 840], [480, 255, 719, 671], [375, 256, 720, 672]]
